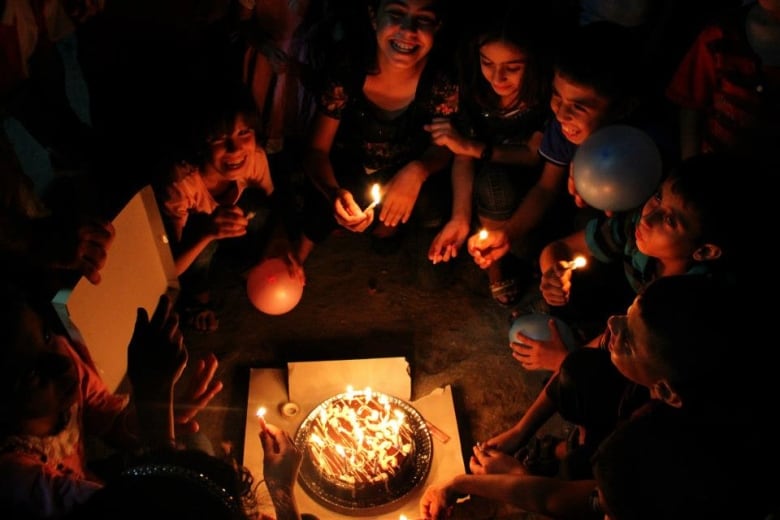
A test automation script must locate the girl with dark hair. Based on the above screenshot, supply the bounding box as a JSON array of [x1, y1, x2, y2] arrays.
[[425, 3, 553, 306]]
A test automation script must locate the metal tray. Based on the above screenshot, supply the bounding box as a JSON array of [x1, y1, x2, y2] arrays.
[[294, 391, 433, 516]]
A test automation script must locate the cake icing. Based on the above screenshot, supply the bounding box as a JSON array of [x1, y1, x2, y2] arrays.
[[303, 390, 415, 493]]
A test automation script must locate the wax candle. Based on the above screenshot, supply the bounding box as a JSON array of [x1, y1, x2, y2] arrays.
[[563, 255, 587, 270], [363, 184, 381, 212], [256, 406, 267, 432]]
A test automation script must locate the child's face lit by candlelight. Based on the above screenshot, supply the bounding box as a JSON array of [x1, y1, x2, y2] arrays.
[[206, 115, 257, 176], [373, 0, 440, 69], [635, 178, 704, 261], [479, 40, 527, 107], [550, 72, 612, 145]]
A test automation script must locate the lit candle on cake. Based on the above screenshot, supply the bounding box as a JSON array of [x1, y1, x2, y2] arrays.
[[256, 406, 267, 432]]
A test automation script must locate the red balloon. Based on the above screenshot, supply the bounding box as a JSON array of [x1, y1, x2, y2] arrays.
[[246, 258, 303, 315]]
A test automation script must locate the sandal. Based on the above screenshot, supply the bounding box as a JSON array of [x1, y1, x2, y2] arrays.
[[180, 300, 219, 333], [489, 278, 521, 307]]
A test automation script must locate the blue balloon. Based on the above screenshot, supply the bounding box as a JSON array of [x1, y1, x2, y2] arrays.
[[572, 125, 662, 212], [509, 313, 578, 352]]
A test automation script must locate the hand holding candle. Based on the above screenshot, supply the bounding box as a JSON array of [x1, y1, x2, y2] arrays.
[[562, 255, 587, 270], [363, 183, 381, 213], [469, 228, 508, 270]]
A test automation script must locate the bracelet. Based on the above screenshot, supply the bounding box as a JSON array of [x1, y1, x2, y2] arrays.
[[480, 144, 494, 162]]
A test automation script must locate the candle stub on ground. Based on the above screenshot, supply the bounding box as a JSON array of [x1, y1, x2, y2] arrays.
[[280, 402, 300, 417]]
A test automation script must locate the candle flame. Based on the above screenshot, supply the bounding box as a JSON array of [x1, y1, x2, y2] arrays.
[[370, 183, 381, 204], [570, 255, 587, 269], [478, 229, 488, 241], [256, 407, 267, 419]]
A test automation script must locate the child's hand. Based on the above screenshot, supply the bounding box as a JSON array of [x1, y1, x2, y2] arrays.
[[49, 217, 115, 285], [424, 117, 469, 155], [174, 353, 223, 433], [208, 206, 249, 240], [480, 430, 524, 456], [467, 228, 510, 269], [428, 218, 469, 264], [380, 167, 425, 227], [127, 294, 188, 399], [260, 423, 302, 491], [420, 482, 457, 520], [333, 189, 373, 232], [539, 261, 573, 307], [509, 319, 569, 372], [469, 444, 528, 475], [567, 166, 590, 209]]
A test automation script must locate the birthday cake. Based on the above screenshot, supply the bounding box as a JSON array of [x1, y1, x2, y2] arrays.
[[296, 389, 430, 511]]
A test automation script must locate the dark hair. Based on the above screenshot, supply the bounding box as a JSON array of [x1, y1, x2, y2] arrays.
[[554, 21, 644, 116], [70, 449, 258, 520], [666, 152, 739, 264], [462, 3, 551, 111], [360, 0, 451, 73], [188, 81, 260, 167], [0, 280, 69, 434], [636, 274, 737, 407]]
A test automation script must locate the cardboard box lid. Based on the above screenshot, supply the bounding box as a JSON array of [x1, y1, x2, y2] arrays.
[[52, 185, 179, 393]]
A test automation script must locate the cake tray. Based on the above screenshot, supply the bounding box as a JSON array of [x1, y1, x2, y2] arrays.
[[294, 391, 434, 516]]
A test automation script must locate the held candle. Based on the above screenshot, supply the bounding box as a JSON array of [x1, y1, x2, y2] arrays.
[[563, 255, 587, 270], [256, 407, 267, 432], [363, 183, 381, 212], [478, 228, 488, 241]]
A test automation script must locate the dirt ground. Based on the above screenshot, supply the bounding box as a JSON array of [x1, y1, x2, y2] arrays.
[[183, 228, 569, 520]]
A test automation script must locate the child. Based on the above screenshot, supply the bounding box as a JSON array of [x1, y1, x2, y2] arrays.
[[592, 405, 773, 520], [71, 422, 307, 520], [666, 0, 780, 161], [464, 21, 652, 286], [294, 0, 459, 286], [419, 275, 758, 519], [0, 288, 222, 518], [425, 3, 552, 306], [156, 81, 302, 333], [237, 0, 326, 155], [524, 151, 737, 371]]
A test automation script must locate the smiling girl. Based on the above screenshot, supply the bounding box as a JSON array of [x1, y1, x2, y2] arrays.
[[158, 82, 301, 332], [295, 0, 458, 283], [425, 4, 552, 306]]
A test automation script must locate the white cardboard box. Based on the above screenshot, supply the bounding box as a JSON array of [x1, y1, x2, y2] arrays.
[[52, 185, 179, 393]]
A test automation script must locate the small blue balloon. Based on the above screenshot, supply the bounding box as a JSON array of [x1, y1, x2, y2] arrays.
[[572, 125, 662, 212], [509, 313, 578, 352]]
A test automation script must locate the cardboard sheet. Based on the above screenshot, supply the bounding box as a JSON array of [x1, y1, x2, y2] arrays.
[[52, 185, 179, 392], [288, 357, 411, 403], [243, 358, 465, 519]]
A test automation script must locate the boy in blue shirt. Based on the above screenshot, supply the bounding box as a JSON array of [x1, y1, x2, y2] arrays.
[[467, 22, 650, 276], [521, 152, 738, 372]]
